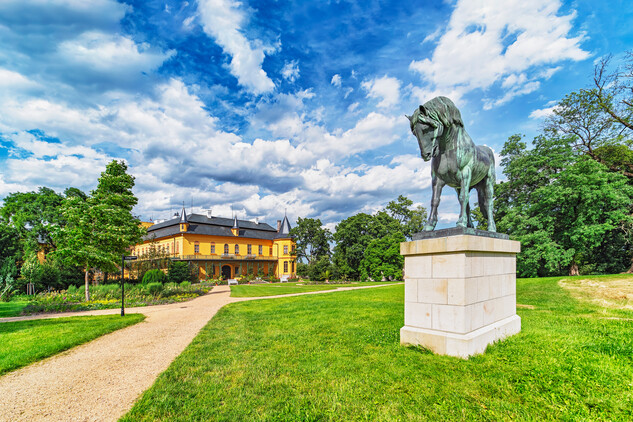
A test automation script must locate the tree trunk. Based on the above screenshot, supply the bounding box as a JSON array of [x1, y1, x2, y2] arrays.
[[569, 261, 579, 276], [84, 269, 90, 301], [627, 256, 633, 274]]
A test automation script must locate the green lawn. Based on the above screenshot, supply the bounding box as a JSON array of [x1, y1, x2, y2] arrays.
[[123, 276, 633, 421], [230, 281, 401, 297], [0, 301, 29, 317], [0, 314, 145, 375]]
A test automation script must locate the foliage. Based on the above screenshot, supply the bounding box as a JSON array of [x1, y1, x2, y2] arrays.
[[146, 282, 164, 296], [359, 232, 405, 281], [385, 195, 427, 238], [0, 314, 144, 375], [143, 269, 167, 284], [290, 217, 332, 265], [167, 261, 193, 284], [307, 255, 332, 281], [123, 277, 633, 421], [496, 134, 633, 277], [0, 187, 64, 256]]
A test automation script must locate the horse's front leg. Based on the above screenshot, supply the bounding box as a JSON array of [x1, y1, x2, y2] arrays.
[[425, 175, 445, 231], [456, 167, 472, 228]]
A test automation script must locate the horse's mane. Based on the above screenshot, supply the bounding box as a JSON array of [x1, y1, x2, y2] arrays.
[[417, 96, 464, 128]]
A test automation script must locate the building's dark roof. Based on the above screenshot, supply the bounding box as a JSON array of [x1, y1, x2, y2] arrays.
[[275, 215, 292, 239], [145, 213, 278, 241]]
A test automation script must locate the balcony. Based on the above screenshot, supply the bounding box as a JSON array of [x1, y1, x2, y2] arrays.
[[177, 254, 278, 261]]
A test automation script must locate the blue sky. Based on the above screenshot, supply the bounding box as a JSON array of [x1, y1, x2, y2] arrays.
[[0, 0, 631, 230]]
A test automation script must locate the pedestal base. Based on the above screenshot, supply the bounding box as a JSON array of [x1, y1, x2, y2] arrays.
[[401, 314, 521, 358], [400, 232, 521, 358]]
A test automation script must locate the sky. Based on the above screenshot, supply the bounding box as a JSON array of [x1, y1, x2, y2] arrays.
[[0, 0, 632, 231]]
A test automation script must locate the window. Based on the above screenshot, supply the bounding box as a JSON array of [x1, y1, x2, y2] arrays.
[[210, 242, 215, 254], [247, 244, 252, 254], [224, 244, 229, 254], [166, 245, 170, 254], [269, 246, 273, 256], [234, 244, 240, 255], [194, 241, 200, 254], [291, 262, 295, 273], [284, 261, 288, 273], [284, 245, 288, 255], [258, 245, 263, 255]]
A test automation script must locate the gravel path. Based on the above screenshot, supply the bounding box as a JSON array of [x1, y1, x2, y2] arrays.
[[0, 283, 399, 421]]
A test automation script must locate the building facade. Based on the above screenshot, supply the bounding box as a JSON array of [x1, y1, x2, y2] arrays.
[[131, 208, 296, 280]]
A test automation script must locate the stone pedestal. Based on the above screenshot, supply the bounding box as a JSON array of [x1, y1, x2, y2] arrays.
[[400, 228, 521, 358]]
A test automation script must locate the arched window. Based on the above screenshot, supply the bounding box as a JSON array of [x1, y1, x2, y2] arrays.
[[247, 244, 252, 254], [210, 242, 216, 254], [258, 245, 263, 255], [234, 244, 240, 255], [283, 261, 288, 273], [224, 244, 229, 254]]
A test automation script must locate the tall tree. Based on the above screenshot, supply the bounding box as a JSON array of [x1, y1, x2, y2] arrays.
[[496, 134, 633, 277], [592, 52, 633, 132], [386, 195, 428, 239], [545, 89, 633, 179], [289, 217, 332, 265], [53, 160, 145, 300]]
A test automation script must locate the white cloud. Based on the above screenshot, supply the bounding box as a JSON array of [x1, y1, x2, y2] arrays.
[[281, 60, 300, 82], [331, 74, 342, 87], [197, 0, 275, 94], [409, 0, 589, 107], [361, 75, 401, 108], [529, 106, 556, 119], [58, 31, 173, 75]]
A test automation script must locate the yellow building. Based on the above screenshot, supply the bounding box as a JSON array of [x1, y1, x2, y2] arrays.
[[131, 207, 296, 280]]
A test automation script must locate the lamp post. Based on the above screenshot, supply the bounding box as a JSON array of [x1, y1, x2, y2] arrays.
[[121, 255, 137, 316]]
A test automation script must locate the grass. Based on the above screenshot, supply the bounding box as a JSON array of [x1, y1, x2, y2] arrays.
[[0, 301, 29, 317], [230, 281, 401, 298], [0, 313, 145, 375], [123, 275, 633, 421]]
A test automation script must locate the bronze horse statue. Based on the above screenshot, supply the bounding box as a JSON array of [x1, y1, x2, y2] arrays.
[[406, 96, 496, 232]]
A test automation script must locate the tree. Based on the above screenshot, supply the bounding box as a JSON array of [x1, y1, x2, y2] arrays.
[[290, 217, 332, 264], [359, 232, 405, 281], [545, 89, 633, 179], [386, 195, 427, 239], [592, 52, 633, 133], [0, 187, 64, 255], [53, 160, 145, 300], [496, 134, 633, 277]]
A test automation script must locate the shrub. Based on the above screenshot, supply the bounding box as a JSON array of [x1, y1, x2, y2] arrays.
[[67, 285, 78, 294], [146, 282, 163, 296], [142, 269, 166, 284], [180, 281, 191, 289], [168, 261, 193, 284]]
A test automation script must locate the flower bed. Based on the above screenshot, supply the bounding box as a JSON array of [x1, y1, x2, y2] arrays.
[[20, 282, 215, 315]]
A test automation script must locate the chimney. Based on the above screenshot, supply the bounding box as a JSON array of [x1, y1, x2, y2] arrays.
[[277, 220, 282, 231]]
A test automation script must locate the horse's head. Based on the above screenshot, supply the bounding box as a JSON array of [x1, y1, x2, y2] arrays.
[[406, 105, 442, 162]]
